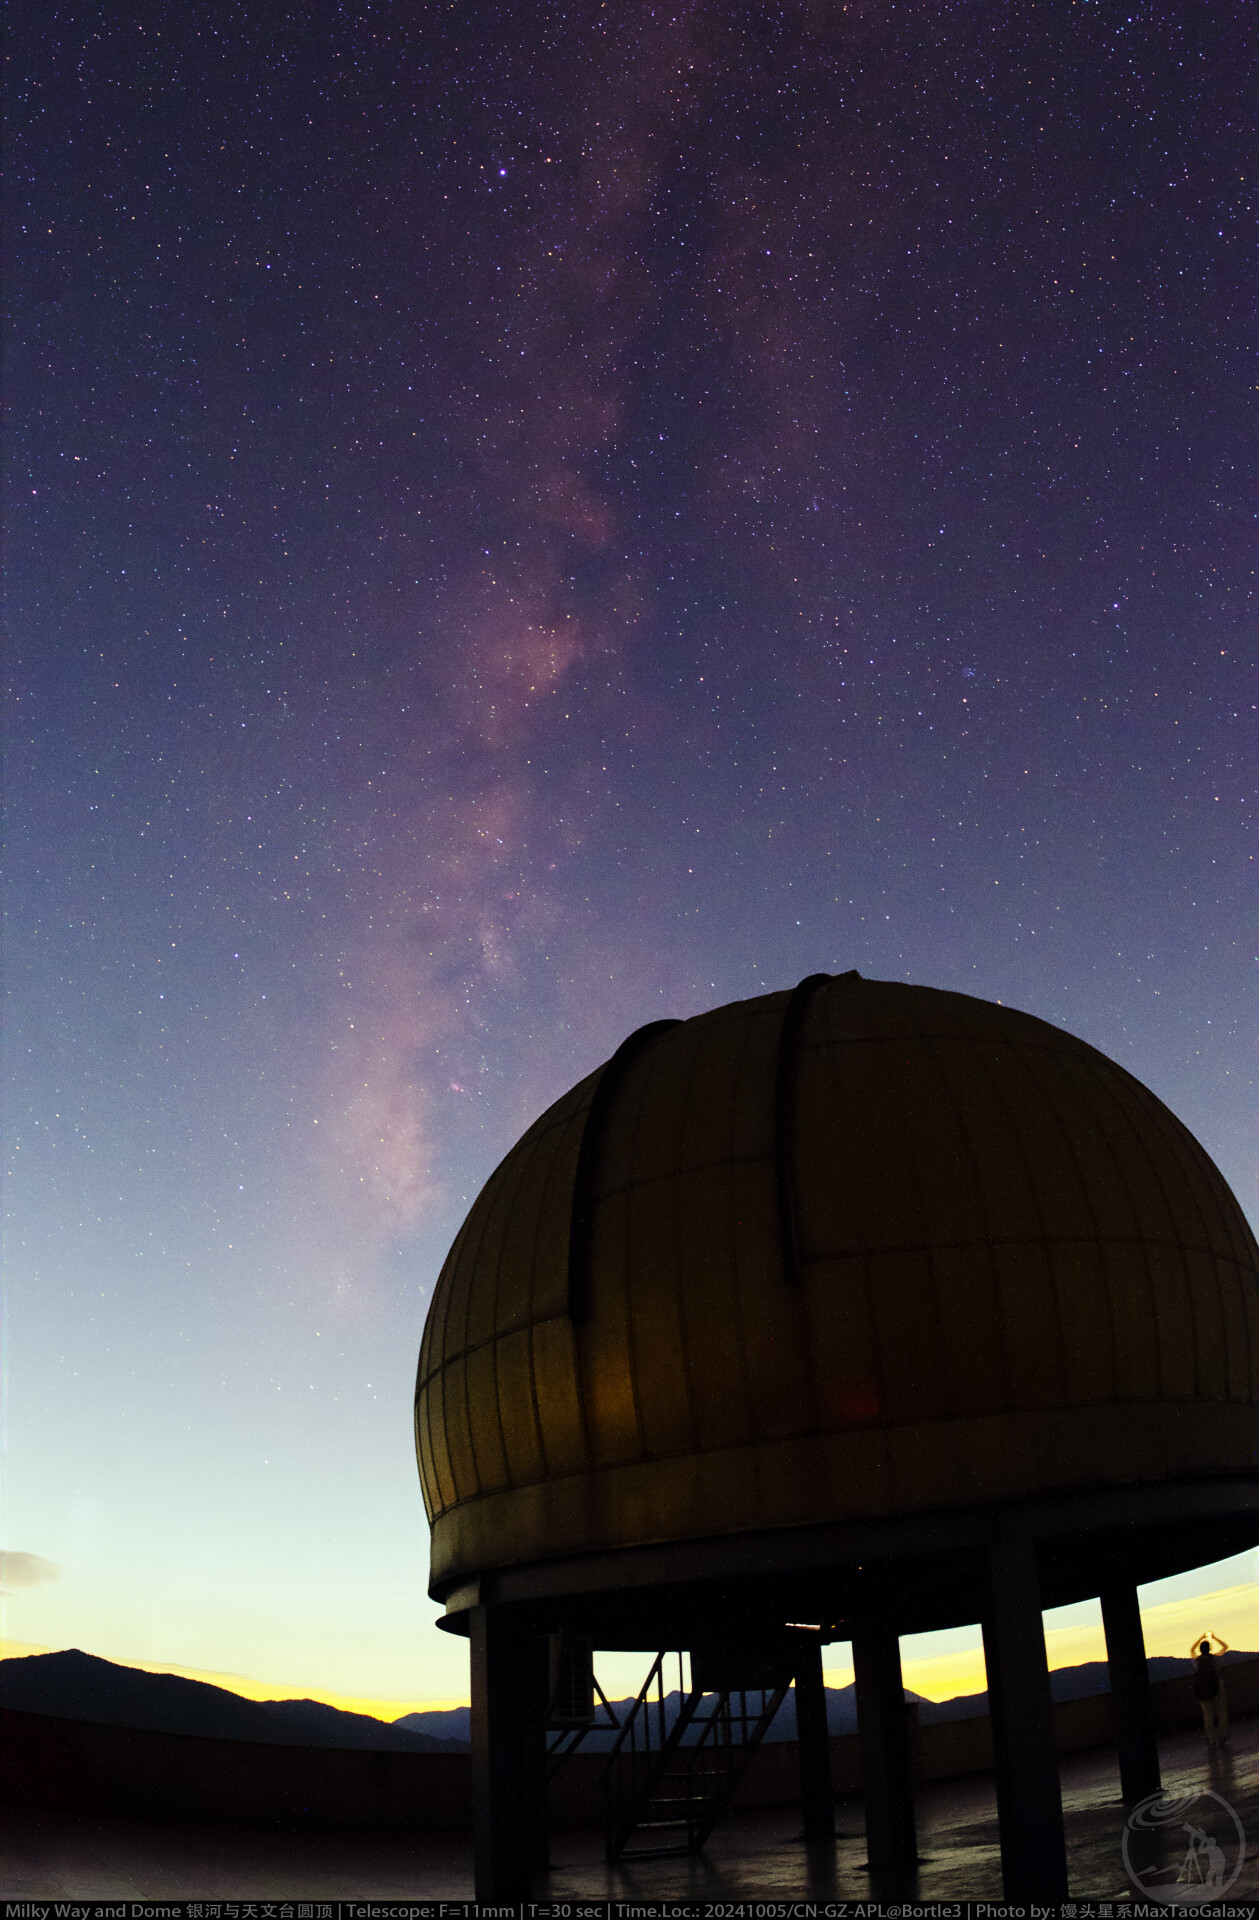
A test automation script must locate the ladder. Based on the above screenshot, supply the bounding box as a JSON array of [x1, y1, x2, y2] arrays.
[[602, 1650, 789, 1860]]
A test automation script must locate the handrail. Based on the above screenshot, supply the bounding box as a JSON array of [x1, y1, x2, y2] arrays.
[[603, 1651, 696, 1857], [604, 1650, 671, 1758], [602, 1653, 789, 1860], [546, 1674, 623, 1780]]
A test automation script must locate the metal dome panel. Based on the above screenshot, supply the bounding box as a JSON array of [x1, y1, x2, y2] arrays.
[[415, 976, 1259, 1597]]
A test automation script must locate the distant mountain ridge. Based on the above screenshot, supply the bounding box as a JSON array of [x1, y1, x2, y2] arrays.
[[914, 1652, 1256, 1727], [0, 1650, 466, 1752], [4, 1645, 1251, 1752], [398, 1651, 1254, 1747]]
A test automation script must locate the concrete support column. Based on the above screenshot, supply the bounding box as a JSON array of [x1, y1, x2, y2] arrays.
[[794, 1632, 836, 1840], [1101, 1582, 1161, 1804], [982, 1538, 1068, 1901], [469, 1606, 549, 1900], [852, 1620, 917, 1868]]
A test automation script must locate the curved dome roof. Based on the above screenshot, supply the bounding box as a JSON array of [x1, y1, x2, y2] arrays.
[[415, 975, 1259, 1597]]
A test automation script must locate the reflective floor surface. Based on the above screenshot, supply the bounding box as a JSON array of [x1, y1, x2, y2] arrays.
[[4, 1715, 1255, 1902]]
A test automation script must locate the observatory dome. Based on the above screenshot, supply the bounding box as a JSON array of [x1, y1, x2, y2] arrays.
[[415, 975, 1259, 1599]]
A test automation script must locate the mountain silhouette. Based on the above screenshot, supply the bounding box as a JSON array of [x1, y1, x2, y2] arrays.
[[4, 1645, 1247, 1751], [912, 1654, 1252, 1725], [396, 1652, 1251, 1747], [0, 1650, 466, 1751]]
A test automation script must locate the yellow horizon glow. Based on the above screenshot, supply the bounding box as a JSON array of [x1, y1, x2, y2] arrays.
[[0, 1640, 465, 1723], [5, 1578, 1254, 1719], [823, 1581, 1258, 1702]]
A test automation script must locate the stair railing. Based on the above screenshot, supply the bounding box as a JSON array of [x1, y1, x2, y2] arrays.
[[603, 1656, 790, 1860], [673, 1680, 791, 1850], [546, 1674, 621, 1779], [603, 1650, 702, 1857]]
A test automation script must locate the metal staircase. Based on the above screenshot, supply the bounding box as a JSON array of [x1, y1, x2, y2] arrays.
[[602, 1650, 790, 1860]]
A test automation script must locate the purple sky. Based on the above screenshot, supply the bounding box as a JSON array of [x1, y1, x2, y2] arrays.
[[5, 0, 1253, 1705]]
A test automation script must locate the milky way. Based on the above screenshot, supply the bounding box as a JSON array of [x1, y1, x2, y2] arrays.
[[6, 2, 1253, 1698]]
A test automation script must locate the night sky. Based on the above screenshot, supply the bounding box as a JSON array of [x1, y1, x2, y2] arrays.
[[5, 1, 1254, 1711]]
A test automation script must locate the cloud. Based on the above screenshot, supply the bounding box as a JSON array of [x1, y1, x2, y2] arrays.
[[0, 1552, 60, 1590]]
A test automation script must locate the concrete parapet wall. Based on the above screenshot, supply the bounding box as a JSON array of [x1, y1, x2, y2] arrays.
[[4, 1655, 1256, 1832], [0, 1710, 472, 1831]]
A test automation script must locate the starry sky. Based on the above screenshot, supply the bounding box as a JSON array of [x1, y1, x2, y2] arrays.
[[5, 0, 1254, 1713]]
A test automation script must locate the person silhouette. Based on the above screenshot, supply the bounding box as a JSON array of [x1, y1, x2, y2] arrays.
[[1190, 1632, 1230, 1747]]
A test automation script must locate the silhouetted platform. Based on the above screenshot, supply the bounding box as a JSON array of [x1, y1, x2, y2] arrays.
[[5, 1714, 1255, 1901], [415, 978, 1259, 1897]]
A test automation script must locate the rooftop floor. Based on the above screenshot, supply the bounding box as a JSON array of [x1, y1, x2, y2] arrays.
[[5, 1715, 1255, 1902]]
